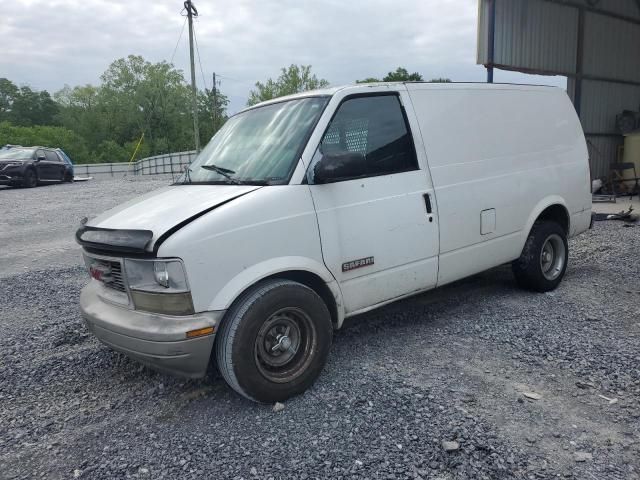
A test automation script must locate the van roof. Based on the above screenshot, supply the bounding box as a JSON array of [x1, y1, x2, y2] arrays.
[[246, 82, 563, 111]]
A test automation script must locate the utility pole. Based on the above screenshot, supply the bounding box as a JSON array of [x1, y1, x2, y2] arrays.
[[185, 0, 200, 151], [212, 72, 217, 132]]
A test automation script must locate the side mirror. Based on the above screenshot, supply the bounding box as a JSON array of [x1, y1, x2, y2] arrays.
[[36, 154, 45, 161], [313, 151, 366, 184]]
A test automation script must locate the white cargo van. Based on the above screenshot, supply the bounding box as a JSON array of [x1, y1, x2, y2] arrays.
[[78, 83, 592, 403]]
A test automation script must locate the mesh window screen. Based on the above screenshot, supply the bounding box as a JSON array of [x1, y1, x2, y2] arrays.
[[344, 119, 369, 154], [321, 124, 340, 149], [317, 94, 417, 180]]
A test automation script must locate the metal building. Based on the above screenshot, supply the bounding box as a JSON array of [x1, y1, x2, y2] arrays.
[[477, 0, 640, 179]]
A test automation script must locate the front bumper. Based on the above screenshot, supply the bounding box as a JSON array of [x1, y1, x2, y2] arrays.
[[80, 280, 224, 378], [0, 174, 20, 185], [0, 167, 25, 184]]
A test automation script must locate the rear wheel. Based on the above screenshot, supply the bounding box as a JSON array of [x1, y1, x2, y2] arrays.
[[22, 169, 37, 188], [215, 279, 333, 403], [512, 220, 568, 292]]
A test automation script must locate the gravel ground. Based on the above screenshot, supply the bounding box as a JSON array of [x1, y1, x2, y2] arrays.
[[1, 178, 639, 480]]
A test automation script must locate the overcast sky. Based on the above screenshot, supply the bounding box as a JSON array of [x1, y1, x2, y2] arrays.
[[1, 0, 566, 114]]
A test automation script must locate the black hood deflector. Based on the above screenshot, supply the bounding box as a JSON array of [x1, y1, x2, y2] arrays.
[[76, 226, 153, 254]]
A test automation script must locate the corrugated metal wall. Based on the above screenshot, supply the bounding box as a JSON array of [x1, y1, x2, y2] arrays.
[[583, 13, 640, 82], [478, 0, 578, 73], [581, 9, 640, 178], [596, 0, 640, 20], [477, 0, 640, 179], [580, 81, 640, 133]]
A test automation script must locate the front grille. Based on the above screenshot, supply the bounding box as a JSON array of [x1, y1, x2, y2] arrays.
[[107, 261, 126, 292]]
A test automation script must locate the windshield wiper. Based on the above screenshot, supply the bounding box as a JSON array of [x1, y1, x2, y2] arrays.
[[201, 164, 240, 184]]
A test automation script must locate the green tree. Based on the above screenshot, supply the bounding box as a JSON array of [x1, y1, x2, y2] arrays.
[[53, 55, 229, 159], [248, 65, 329, 106], [198, 87, 230, 144], [55, 84, 107, 151], [356, 77, 381, 84], [356, 67, 424, 83], [0, 78, 19, 121], [383, 67, 423, 82], [429, 78, 452, 83], [93, 140, 128, 163], [0, 121, 90, 163], [1, 55, 231, 163], [99, 55, 194, 153], [0, 79, 59, 126]]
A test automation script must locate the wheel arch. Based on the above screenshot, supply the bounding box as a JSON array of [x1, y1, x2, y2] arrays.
[[522, 196, 570, 244], [536, 204, 570, 235], [267, 270, 342, 329], [209, 257, 345, 329]]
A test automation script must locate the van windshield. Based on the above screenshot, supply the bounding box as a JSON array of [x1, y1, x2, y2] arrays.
[[183, 96, 329, 185]]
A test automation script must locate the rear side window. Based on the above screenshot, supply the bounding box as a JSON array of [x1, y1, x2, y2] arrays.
[[45, 150, 59, 162], [320, 94, 417, 178]]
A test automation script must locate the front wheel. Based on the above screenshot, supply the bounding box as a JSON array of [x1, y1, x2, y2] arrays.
[[512, 220, 568, 292], [215, 279, 333, 403], [22, 169, 37, 188]]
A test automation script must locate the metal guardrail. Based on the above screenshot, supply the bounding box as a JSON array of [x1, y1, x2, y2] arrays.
[[72, 162, 133, 178], [74, 150, 197, 179]]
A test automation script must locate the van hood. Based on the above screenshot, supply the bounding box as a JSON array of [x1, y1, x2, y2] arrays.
[[86, 184, 261, 251]]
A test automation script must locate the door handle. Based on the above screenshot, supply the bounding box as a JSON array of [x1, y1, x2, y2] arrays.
[[423, 193, 434, 223], [423, 193, 432, 214]]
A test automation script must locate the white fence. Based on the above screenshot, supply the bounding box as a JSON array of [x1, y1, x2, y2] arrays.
[[74, 150, 197, 179]]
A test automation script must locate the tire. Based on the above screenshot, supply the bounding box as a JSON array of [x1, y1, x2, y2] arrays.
[[215, 279, 333, 403], [22, 168, 37, 188], [65, 172, 74, 183], [512, 220, 568, 292]]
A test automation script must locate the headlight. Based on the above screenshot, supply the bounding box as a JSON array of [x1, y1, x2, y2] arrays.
[[125, 259, 189, 293], [124, 259, 194, 315]]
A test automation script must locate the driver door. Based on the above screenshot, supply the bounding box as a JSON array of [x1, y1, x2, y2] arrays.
[[34, 149, 50, 180], [307, 91, 439, 314]]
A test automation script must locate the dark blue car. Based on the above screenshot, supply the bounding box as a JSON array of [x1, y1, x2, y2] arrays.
[[0, 145, 74, 187]]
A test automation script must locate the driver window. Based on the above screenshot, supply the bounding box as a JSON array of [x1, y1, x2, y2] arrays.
[[317, 94, 418, 180]]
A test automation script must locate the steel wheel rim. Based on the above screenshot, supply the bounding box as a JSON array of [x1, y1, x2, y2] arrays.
[[254, 307, 317, 383], [540, 233, 565, 281]]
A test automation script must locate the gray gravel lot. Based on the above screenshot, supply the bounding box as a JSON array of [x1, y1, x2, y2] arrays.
[[1, 178, 639, 479]]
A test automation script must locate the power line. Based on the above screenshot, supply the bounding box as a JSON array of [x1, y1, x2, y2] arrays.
[[170, 17, 188, 65], [126, 13, 189, 171], [213, 72, 218, 131], [192, 21, 208, 91]]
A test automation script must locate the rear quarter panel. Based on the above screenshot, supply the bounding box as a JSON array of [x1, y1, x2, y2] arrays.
[[406, 84, 591, 285]]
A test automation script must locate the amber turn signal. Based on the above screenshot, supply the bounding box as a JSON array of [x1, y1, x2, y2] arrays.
[[185, 326, 215, 339]]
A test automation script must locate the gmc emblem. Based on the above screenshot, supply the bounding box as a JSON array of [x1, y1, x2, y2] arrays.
[[89, 263, 112, 283]]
